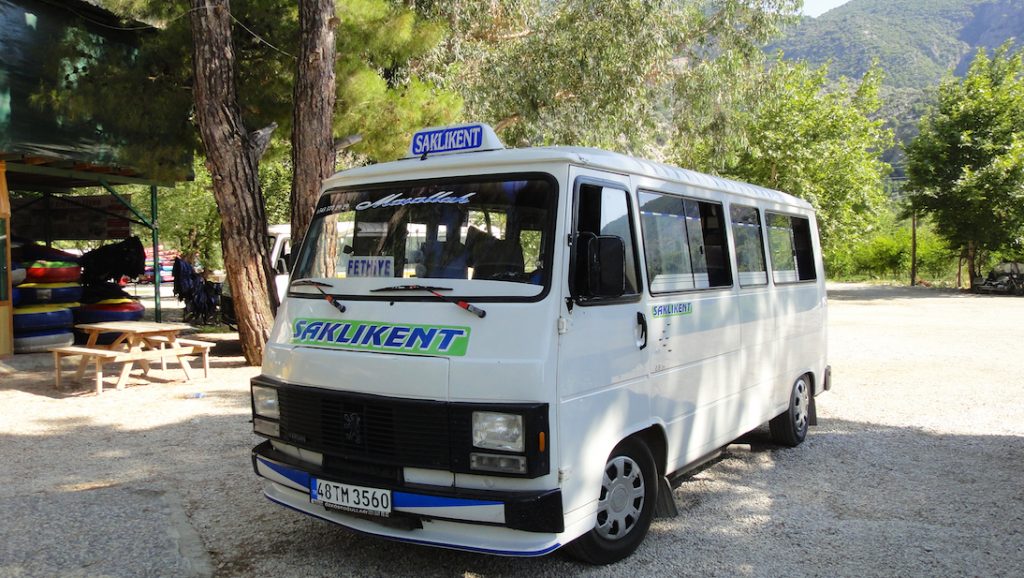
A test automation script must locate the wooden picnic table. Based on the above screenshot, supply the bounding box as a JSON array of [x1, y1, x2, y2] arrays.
[[51, 321, 213, 394]]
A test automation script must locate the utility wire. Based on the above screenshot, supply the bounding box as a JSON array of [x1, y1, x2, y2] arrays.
[[37, 0, 294, 59]]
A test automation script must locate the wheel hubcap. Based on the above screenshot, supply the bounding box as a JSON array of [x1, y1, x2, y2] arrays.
[[793, 378, 809, 433], [595, 455, 645, 541]]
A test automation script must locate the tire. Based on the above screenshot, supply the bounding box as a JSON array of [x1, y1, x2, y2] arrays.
[[567, 437, 657, 565], [770, 374, 811, 447]]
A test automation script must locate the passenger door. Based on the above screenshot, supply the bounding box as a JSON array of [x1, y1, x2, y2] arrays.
[[556, 168, 649, 514]]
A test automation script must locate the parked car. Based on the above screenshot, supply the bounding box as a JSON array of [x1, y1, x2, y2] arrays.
[[975, 262, 1024, 295]]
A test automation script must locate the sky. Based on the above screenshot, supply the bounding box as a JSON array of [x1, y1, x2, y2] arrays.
[[802, 0, 853, 17]]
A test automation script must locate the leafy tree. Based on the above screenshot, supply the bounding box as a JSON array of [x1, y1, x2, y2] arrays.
[[721, 60, 893, 265], [906, 43, 1024, 287], [33, 0, 462, 363], [415, 0, 799, 155]]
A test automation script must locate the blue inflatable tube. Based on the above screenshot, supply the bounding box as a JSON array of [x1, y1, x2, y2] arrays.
[[13, 305, 74, 333], [17, 283, 84, 305]]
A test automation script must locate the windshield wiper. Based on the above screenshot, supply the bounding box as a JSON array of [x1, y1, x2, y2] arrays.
[[290, 278, 346, 313], [291, 278, 333, 288], [371, 284, 486, 319]]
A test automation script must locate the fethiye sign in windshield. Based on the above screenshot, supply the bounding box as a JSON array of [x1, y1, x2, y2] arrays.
[[407, 124, 504, 158]]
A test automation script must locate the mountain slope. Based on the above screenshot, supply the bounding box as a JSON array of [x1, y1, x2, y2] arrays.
[[774, 0, 1024, 90], [773, 0, 1024, 174]]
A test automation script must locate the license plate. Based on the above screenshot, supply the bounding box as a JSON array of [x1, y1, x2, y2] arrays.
[[311, 478, 392, 517]]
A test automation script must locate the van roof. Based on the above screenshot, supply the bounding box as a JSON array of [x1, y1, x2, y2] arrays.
[[322, 146, 813, 210]]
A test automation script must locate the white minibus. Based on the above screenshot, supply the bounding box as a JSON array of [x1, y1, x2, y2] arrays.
[[250, 124, 830, 564]]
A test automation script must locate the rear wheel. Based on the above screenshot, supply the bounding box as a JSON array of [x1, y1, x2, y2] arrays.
[[770, 374, 811, 447], [567, 438, 657, 565]]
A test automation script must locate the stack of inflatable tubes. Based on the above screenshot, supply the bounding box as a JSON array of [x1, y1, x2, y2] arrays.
[[25, 261, 82, 284], [13, 304, 76, 353], [73, 299, 145, 345], [17, 282, 84, 305]]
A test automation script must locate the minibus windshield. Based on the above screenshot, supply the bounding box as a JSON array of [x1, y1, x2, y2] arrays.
[[292, 174, 556, 296]]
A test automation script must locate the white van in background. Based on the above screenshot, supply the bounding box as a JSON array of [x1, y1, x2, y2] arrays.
[[220, 224, 293, 327], [249, 124, 830, 564], [267, 223, 292, 301]]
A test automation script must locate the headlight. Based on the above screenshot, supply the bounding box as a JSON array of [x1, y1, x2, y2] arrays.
[[472, 411, 524, 452], [252, 385, 280, 420]]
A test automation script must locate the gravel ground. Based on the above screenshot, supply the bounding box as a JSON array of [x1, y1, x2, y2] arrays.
[[1, 282, 1022, 577]]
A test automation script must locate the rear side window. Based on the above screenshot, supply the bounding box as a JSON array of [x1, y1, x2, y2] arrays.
[[729, 205, 768, 287], [639, 191, 732, 293], [766, 213, 817, 283]]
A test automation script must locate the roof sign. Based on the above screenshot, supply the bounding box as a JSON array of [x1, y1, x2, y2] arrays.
[[407, 124, 504, 159]]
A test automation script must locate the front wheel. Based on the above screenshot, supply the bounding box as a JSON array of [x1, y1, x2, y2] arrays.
[[567, 438, 657, 565], [770, 374, 811, 447]]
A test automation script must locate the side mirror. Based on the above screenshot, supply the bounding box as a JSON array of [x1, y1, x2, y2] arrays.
[[586, 235, 626, 298], [275, 253, 292, 275]]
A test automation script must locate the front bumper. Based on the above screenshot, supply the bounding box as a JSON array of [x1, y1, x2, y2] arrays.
[[252, 441, 564, 556]]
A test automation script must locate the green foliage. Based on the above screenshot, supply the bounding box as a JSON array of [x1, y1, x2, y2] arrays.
[[157, 159, 221, 268], [671, 1, 802, 170], [150, 155, 292, 269], [720, 60, 893, 265], [906, 44, 1024, 276], [828, 208, 958, 283]]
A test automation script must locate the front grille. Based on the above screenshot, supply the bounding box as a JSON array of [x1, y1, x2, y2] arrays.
[[277, 386, 451, 469]]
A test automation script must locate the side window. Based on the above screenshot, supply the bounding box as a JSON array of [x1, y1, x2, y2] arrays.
[[767, 212, 817, 283], [729, 205, 768, 286], [574, 182, 640, 297], [639, 191, 732, 293]]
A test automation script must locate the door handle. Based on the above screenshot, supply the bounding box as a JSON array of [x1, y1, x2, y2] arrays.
[[636, 311, 648, 350]]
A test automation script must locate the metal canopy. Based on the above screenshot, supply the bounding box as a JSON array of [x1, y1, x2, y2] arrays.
[[5, 158, 168, 322]]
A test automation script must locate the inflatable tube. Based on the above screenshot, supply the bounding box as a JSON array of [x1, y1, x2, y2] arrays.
[[25, 261, 81, 283], [16, 283, 84, 305], [13, 305, 74, 333], [12, 265, 27, 287], [74, 301, 145, 324], [14, 329, 75, 354]]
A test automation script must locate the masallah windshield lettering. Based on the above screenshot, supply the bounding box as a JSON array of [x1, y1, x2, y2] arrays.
[[354, 191, 476, 211], [291, 318, 471, 356]]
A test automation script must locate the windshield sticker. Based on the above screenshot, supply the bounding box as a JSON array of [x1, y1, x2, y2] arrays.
[[315, 202, 352, 216], [355, 191, 476, 211], [651, 302, 692, 318], [346, 257, 394, 278], [291, 318, 471, 356]]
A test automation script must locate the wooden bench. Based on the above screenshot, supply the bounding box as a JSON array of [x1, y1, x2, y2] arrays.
[[51, 337, 215, 395]]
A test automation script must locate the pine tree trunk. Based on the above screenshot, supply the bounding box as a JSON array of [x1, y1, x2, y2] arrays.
[[290, 0, 337, 253], [189, 0, 275, 365], [966, 241, 977, 291]]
